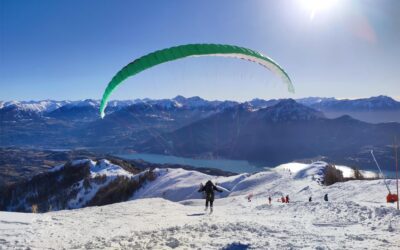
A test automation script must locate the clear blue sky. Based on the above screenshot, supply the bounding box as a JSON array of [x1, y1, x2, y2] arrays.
[[1, 0, 399, 101]]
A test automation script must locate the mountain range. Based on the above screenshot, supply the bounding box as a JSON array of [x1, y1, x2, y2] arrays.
[[1, 95, 399, 115], [141, 99, 399, 169], [1, 95, 399, 171]]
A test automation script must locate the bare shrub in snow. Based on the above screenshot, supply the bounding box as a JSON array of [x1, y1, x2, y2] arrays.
[[87, 176, 139, 206], [352, 167, 364, 180], [92, 174, 107, 185], [83, 177, 91, 189], [323, 164, 344, 186], [344, 167, 379, 181], [87, 169, 157, 207], [107, 158, 142, 175], [31, 204, 38, 213], [143, 168, 157, 182]]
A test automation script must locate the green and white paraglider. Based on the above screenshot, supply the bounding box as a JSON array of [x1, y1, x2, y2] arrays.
[[99, 44, 294, 118]]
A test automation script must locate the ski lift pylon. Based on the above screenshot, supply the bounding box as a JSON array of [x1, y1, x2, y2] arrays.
[[371, 150, 399, 203]]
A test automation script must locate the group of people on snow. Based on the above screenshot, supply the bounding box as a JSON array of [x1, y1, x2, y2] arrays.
[[198, 180, 329, 213], [279, 195, 290, 203]]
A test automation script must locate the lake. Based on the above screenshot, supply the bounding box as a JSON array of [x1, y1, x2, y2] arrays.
[[115, 153, 396, 178], [115, 153, 268, 173]]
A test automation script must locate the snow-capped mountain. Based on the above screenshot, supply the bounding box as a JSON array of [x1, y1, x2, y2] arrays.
[[67, 99, 99, 108], [220, 99, 324, 121], [0, 100, 71, 113], [305, 95, 400, 111], [0, 96, 237, 122], [2, 95, 399, 122], [45, 99, 145, 121], [173, 95, 209, 107], [0, 100, 98, 121], [146, 98, 184, 109], [296, 97, 336, 106], [0, 104, 43, 121], [297, 96, 400, 123], [0, 100, 71, 120], [0, 99, 134, 119], [247, 98, 279, 109], [2, 97, 399, 170], [106, 99, 139, 108], [141, 99, 399, 168], [142, 96, 238, 111], [258, 99, 325, 122], [172, 95, 238, 110], [47, 100, 100, 121]]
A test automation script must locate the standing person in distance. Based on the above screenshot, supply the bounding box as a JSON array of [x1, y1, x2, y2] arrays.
[[198, 180, 223, 214]]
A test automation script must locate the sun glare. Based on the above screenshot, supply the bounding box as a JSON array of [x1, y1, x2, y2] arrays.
[[300, 0, 340, 20]]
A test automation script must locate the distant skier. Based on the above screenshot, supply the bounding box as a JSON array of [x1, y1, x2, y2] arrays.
[[247, 193, 253, 202], [324, 193, 329, 201], [309, 196, 312, 202], [285, 195, 289, 203], [198, 180, 223, 213], [281, 196, 286, 203], [268, 196, 272, 205]]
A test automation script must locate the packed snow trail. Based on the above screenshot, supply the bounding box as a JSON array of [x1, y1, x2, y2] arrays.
[[1, 198, 399, 249]]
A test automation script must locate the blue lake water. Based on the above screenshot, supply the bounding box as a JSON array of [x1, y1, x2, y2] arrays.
[[115, 153, 269, 173], [114, 153, 396, 178]]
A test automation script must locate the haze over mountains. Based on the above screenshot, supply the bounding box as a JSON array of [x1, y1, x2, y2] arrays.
[[1, 95, 399, 171]]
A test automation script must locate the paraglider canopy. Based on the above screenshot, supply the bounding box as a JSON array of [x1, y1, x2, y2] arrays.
[[99, 43, 294, 118]]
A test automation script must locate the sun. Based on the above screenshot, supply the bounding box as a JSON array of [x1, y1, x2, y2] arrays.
[[300, 0, 340, 20]]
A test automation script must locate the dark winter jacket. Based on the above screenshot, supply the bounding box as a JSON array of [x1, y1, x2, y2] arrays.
[[198, 181, 223, 195]]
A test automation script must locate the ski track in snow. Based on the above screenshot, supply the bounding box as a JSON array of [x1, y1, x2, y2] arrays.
[[1, 198, 398, 250], [1, 162, 400, 249]]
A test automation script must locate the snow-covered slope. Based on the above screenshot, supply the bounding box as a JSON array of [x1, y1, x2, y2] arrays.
[[1, 161, 399, 249], [133, 168, 247, 202], [66, 159, 145, 209], [276, 162, 378, 179], [132, 162, 386, 206], [1, 159, 155, 212]]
